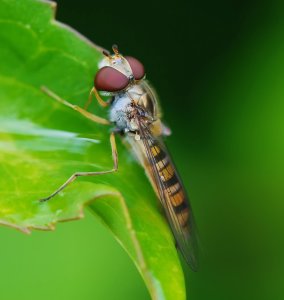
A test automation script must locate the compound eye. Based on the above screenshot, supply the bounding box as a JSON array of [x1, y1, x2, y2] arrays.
[[94, 66, 129, 92], [125, 56, 145, 80]]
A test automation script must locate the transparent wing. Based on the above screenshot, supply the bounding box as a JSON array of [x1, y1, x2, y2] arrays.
[[137, 118, 199, 271]]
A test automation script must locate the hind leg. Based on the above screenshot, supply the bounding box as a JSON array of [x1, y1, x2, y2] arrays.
[[39, 132, 118, 202]]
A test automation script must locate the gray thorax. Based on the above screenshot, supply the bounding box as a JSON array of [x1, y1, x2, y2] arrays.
[[109, 82, 155, 133]]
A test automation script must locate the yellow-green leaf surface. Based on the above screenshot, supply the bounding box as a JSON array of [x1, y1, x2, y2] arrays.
[[0, 0, 186, 299]]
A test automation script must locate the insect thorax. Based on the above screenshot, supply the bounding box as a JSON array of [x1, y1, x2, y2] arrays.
[[109, 81, 158, 133]]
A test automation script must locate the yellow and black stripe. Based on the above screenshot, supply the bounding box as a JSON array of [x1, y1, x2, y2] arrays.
[[150, 142, 189, 228]]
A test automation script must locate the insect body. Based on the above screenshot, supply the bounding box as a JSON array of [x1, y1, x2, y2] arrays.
[[41, 45, 198, 271]]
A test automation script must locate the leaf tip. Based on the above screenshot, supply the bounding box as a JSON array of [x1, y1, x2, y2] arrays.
[[40, 0, 57, 17]]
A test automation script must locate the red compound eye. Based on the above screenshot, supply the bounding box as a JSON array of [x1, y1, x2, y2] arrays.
[[125, 56, 145, 80], [94, 66, 129, 92]]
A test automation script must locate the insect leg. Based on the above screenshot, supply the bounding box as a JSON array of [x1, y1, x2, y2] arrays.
[[84, 86, 110, 110], [39, 132, 118, 202], [41, 86, 110, 125]]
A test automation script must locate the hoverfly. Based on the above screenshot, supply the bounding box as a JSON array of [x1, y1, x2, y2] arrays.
[[41, 45, 198, 271]]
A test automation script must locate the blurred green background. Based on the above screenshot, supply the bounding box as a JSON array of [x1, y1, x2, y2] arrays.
[[1, 0, 284, 299]]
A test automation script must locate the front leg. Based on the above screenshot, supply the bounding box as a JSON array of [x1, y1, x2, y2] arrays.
[[41, 86, 110, 125], [84, 87, 111, 110]]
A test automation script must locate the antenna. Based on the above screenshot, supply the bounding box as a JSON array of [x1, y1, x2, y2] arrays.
[[102, 50, 111, 58], [112, 44, 119, 55]]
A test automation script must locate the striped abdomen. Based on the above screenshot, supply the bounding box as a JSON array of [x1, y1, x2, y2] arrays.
[[150, 142, 189, 228]]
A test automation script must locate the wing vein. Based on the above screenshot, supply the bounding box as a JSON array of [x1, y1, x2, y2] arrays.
[[136, 117, 198, 270]]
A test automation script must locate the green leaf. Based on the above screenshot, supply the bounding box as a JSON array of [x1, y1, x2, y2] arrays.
[[0, 0, 186, 299]]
